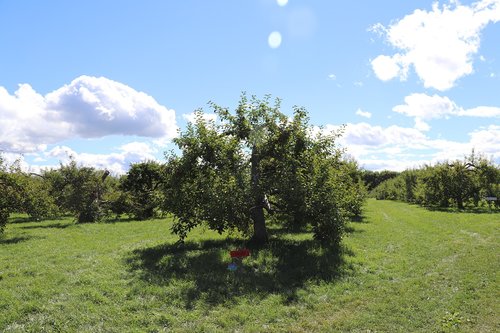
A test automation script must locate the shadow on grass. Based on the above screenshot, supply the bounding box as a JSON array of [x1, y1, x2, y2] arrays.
[[9, 215, 71, 224], [425, 206, 499, 214], [0, 235, 35, 245], [126, 237, 354, 308], [104, 217, 138, 224], [350, 214, 369, 223], [20, 222, 72, 230], [344, 225, 365, 234], [8, 216, 33, 224]]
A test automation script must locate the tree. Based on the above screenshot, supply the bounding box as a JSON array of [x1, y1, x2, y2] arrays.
[[162, 95, 361, 245], [103, 175, 133, 219], [44, 159, 109, 223], [447, 161, 474, 210], [0, 155, 27, 234], [362, 170, 399, 192], [0, 172, 16, 234], [0, 155, 19, 234], [120, 161, 164, 220]]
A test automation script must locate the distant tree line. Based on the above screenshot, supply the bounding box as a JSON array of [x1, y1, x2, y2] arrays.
[[361, 170, 399, 192], [371, 152, 499, 210], [0, 156, 166, 234]]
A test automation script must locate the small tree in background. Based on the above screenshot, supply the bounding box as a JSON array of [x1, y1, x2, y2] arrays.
[[44, 159, 109, 223], [103, 175, 133, 219], [0, 155, 19, 234], [362, 170, 399, 192], [120, 161, 164, 220]]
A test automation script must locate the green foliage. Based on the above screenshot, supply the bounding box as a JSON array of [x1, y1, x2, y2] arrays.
[[103, 175, 133, 219], [0, 156, 22, 233], [163, 109, 253, 240], [43, 160, 108, 223], [120, 161, 164, 220], [162, 95, 364, 245], [373, 151, 500, 210], [340, 158, 367, 217], [12, 172, 58, 220], [362, 169, 400, 192], [0, 153, 165, 226]]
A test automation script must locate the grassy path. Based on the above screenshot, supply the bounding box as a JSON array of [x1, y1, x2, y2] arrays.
[[0, 200, 498, 332], [340, 200, 499, 332]]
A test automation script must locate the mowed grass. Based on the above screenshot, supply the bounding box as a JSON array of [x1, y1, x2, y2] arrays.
[[0, 199, 498, 332]]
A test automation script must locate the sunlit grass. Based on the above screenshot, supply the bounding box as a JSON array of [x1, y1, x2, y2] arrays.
[[1, 200, 498, 332]]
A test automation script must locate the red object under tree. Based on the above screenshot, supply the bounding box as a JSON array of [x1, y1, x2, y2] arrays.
[[230, 249, 250, 258]]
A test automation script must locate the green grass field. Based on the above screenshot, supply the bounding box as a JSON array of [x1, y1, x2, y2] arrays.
[[1, 199, 498, 332]]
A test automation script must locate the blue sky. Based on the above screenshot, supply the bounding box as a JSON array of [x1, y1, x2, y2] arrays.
[[0, 0, 499, 173]]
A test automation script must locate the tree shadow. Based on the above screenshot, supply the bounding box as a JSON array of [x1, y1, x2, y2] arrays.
[[266, 225, 311, 237], [20, 222, 72, 230], [425, 206, 499, 214], [0, 236, 36, 245], [344, 225, 365, 234], [8, 216, 33, 224], [8, 215, 69, 224], [104, 217, 137, 224], [126, 237, 354, 308], [350, 214, 369, 223], [103, 216, 167, 224]]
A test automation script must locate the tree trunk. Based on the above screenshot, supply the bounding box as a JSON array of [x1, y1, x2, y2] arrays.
[[251, 205, 268, 244], [250, 146, 268, 244]]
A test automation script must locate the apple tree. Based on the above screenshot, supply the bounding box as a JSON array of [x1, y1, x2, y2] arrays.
[[162, 95, 364, 246]]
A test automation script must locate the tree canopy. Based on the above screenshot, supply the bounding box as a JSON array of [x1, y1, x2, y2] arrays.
[[120, 160, 164, 220], [162, 95, 364, 245]]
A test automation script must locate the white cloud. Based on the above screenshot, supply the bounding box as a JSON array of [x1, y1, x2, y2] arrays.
[[371, 54, 408, 82], [328, 121, 500, 171], [47, 145, 78, 160], [327, 74, 337, 80], [0, 76, 178, 154], [276, 0, 288, 7], [45, 141, 159, 175], [393, 93, 458, 130], [341, 122, 426, 147], [457, 106, 500, 117], [46, 76, 177, 138], [355, 108, 372, 118], [393, 93, 500, 130], [371, 0, 500, 90], [469, 125, 500, 158], [393, 93, 459, 119], [358, 159, 428, 172], [414, 118, 431, 132]]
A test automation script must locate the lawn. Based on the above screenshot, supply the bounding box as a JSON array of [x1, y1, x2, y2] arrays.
[[0, 199, 498, 332]]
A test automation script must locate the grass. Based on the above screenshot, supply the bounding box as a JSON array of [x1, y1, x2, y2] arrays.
[[0, 199, 498, 332]]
